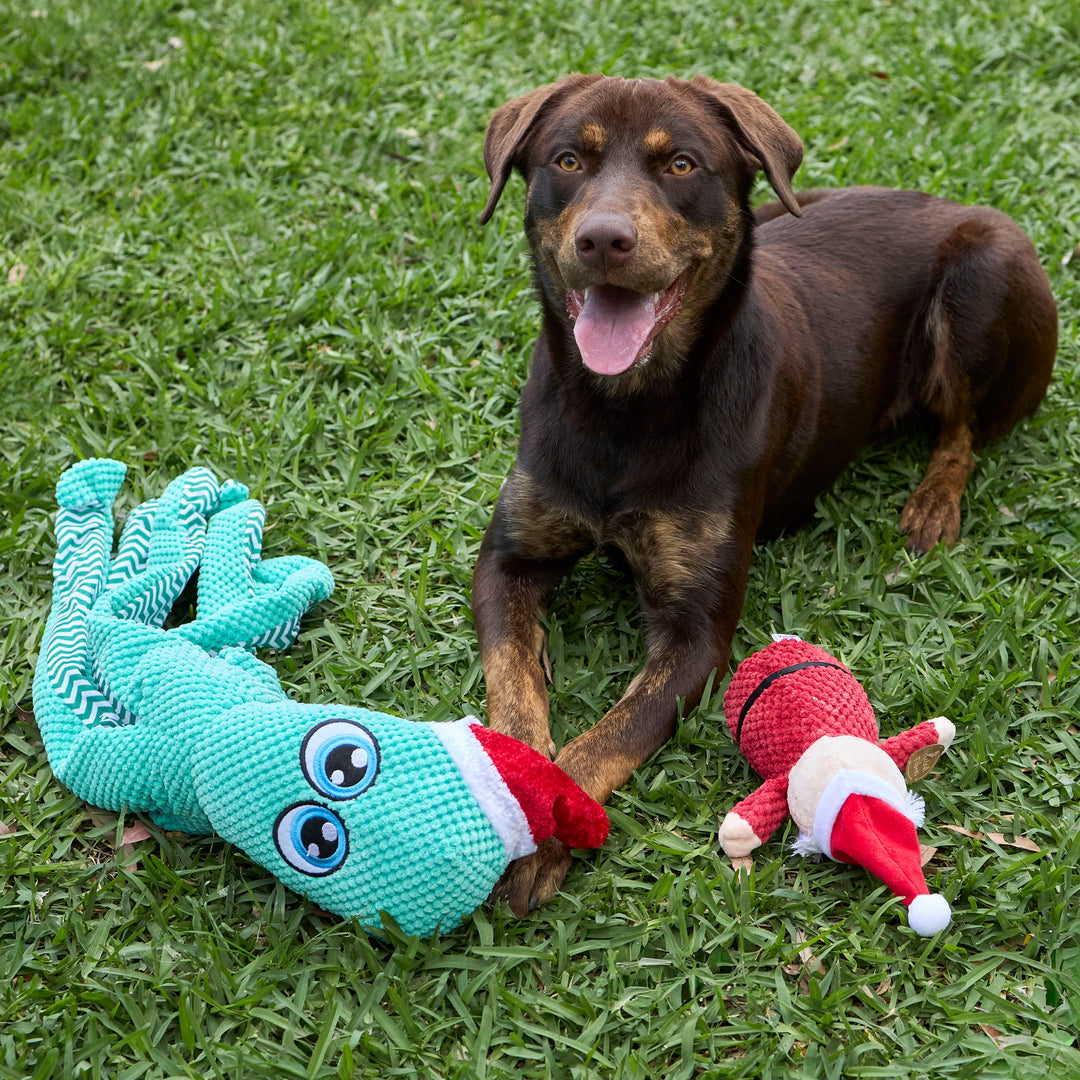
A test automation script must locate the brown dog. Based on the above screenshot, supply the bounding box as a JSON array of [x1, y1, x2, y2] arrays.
[[472, 74, 1057, 915]]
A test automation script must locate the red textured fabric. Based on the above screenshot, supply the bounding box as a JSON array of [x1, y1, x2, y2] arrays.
[[879, 720, 944, 772], [469, 725, 609, 849], [730, 775, 791, 846], [829, 793, 929, 905], [723, 640, 878, 778]]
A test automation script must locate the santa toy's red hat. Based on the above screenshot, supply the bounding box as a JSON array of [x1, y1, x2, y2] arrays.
[[821, 787, 951, 937]]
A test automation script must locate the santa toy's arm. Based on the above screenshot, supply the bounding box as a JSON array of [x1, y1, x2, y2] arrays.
[[718, 775, 790, 858], [879, 717, 955, 778]]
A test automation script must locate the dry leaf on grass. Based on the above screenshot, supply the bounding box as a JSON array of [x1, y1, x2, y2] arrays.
[[120, 821, 153, 851], [0, 821, 16, 836], [939, 823, 1041, 852], [986, 832, 1040, 852], [782, 929, 823, 977], [86, 811, 154, 854]]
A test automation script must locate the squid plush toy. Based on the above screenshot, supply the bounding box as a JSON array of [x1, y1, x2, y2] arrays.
[[718, 637, 955, 936], [33, 460, 608, 937]]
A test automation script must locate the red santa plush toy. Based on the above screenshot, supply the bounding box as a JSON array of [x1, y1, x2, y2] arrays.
[[719, 637, 954, 936]]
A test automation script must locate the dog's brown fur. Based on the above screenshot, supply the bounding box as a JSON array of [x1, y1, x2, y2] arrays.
[[473, 75, 1057, 915]]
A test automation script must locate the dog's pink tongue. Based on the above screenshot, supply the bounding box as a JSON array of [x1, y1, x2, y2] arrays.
[[573, 286, 655, 375]]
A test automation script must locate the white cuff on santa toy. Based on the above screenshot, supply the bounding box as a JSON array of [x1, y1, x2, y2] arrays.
[[796, 767, 925, 861]]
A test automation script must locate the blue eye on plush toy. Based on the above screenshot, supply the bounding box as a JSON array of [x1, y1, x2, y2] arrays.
[[300, 719, 380, 801], [276, 801, 348, 875], [32, 460, 608, 936]]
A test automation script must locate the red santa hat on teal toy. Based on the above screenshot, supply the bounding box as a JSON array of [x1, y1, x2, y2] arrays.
[[719, 636, 954, 937]]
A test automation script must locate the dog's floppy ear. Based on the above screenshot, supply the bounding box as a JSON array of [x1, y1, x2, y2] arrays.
[[681, 76, 804, 218], [481, 75, 602, 224]]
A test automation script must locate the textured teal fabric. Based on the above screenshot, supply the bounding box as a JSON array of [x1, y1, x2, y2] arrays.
[[32, 460, 597, 936]]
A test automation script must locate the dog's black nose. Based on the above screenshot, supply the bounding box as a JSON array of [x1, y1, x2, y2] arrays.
[[575, 214, 638, 269]]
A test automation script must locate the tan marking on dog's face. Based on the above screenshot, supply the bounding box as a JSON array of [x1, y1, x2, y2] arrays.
[[530, 185, 717, 303], [525, 176, 746, 397], [643, 127, 673, 157], [579, 122, 607, 154], [646, 190, 745, 372], [517, 76, 763, 391]]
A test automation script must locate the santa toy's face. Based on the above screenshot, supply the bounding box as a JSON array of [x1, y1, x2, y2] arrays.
[[790, 738, 907, 838], [787, 735, 912, 847]]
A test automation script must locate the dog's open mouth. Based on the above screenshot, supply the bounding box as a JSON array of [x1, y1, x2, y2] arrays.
[[567, 270, 691, 376]]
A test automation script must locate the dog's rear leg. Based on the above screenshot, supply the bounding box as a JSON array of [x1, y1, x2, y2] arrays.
[[899, 214, 1056, 555], [899, 419, 975, 555]]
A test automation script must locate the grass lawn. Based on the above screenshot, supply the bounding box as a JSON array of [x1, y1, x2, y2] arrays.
[[2, 0, 1079, 1076]]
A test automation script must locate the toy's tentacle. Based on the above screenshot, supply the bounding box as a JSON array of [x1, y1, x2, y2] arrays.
[[213, 646, 289, 700], [37, 460, 130, 748], [172, 497, 334, 653], [52, 459, 127, 606], [100, 467, 223, 627], [106, 499, 158, 589], [718, 775, 790, 858], [103, 476, 245, 592], [35, 462, 281, 834], [880, 717, 955, 779]]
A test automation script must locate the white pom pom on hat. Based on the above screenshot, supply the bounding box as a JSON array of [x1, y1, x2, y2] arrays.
[[906, 892, 952, 937]]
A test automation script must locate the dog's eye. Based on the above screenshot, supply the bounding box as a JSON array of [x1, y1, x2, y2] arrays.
[[668, 156, 694, 176], [557, 153, 581, 173]]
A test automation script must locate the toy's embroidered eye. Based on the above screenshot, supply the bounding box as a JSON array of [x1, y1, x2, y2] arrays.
[[300, 719, 380, 800], [273, 803, 348, 876]]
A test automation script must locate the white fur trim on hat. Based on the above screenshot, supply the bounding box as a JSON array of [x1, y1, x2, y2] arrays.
[[802, 768, 925, 860], [428, 716, 537, 862]]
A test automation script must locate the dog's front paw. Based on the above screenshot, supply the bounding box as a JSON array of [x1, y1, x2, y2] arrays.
[[488, 837, 572, 917], [899, 483, 961, 555]]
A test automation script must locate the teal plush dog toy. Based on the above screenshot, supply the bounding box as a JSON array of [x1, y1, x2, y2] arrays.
[[33, 460, 608, 936]]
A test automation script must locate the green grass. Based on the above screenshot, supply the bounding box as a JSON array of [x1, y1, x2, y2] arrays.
[[2, 0, 1079, 1076]]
